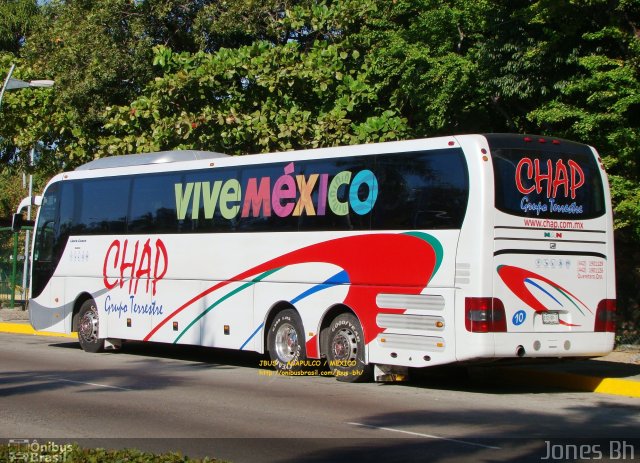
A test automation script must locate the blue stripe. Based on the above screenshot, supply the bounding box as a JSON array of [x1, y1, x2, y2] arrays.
[[239, 270, 349, 351], [240, 322, 264, 351], [290, 270, 350, 304], [525, 278, 563, 307]]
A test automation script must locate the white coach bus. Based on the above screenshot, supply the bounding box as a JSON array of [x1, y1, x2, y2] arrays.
[[20, 134, 616, 382]]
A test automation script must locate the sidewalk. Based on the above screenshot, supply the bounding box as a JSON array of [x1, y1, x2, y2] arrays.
[[1, 308, 639, 397], [0, 306, 29, 321]]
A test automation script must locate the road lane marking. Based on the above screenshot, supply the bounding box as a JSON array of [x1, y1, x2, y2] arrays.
[[347, 422, 501, 450], [34, 375, 133, 391]]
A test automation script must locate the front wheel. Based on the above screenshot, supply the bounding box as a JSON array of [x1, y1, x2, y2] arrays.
[[77, 300, 104, 353], [326, 313, 372, 382], [267, 309, 306, 372]]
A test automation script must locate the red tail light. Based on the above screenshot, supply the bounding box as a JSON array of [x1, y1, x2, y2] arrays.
[[465, 297, 507, 333], [594, 299, 616, 332]]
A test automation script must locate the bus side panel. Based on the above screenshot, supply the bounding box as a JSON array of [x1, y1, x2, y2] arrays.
[[101, 283, 152, 341], [29, 286, 68, 333], [30, 274, 80, 334], [199, 279, 253, 350]]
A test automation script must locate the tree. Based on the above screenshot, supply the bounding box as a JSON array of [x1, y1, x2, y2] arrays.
[[100, 40, 408, 156], [0, 0, 38, 53], [9, 0, 258, 169]]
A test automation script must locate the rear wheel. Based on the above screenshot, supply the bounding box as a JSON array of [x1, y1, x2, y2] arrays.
[[326, 313, 372, 382], [77, 299, 104, 353], [267, 309, 306, 372]]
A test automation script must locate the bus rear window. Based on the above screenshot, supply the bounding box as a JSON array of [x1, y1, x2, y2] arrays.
[[492, 148, 605, 220]]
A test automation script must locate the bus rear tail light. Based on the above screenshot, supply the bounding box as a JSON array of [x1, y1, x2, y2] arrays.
[[465, 297, 507, 333], [594, 299, 616, 332]]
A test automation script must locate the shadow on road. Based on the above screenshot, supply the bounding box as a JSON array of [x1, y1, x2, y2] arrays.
[[45, 340, 638, 395], [271, 402, 640, 463]]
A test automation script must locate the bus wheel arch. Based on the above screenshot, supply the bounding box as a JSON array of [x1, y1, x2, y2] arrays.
[[320, 305, 373, 383], [265, 302, 306, 372], [76, 298, 105, 353], [319, 304, 353, 358], [72, 292, 94, 333]]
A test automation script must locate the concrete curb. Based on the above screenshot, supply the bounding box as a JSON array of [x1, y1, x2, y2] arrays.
[[0, 322, 76, 339], [489, 366, 640, 399]]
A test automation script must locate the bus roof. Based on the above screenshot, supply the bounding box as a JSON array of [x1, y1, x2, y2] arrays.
[[75, 150, 229, 171]]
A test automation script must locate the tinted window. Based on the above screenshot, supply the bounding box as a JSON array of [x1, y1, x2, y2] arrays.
[[78, 177, 131, 234], [372, 150, 469, 229], [187, 167, 248, 232], [130, 173, 182, 233], [32, 183, 59, 298], [33, 183, 58, 263], [294, 156, 374, 232], [492, 148, 605, 219], [51, 149, 469, 238]]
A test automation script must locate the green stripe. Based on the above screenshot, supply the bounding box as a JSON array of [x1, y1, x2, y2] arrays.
[[555, 287, 587, 316], [404, 231, 444, 280], [174, 268, 282, 344]]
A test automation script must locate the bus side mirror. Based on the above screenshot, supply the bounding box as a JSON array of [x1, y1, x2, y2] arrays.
[[12, 213, 23, 232], [11, 213, 35, 232]]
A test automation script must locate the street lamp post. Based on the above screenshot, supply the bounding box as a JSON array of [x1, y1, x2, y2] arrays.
[[1, 64, 54, 307], [1, 64, 55, 110]]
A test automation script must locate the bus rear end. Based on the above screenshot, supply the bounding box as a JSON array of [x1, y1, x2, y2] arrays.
[[486, 134, 615, 359]]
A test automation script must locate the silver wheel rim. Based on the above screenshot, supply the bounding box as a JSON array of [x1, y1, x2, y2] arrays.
[[332, 327, 358, 361], [274, 322, 299, 363], [79, 307, 99, 344]]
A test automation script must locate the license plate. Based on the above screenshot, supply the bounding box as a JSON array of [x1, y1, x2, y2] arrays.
[[542, 312, 560, 325]]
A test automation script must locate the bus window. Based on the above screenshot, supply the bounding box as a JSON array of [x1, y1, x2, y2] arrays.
[[78, 177, 131, 234], [129, 173, 182, 233], [492, 148, 605, 220], [372, 150, 469, 230], [32, 183, 59, 298]]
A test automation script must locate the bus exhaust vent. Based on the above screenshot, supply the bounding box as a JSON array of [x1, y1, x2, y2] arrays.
[[376, 294, 445, 311], [376, 314, 445, 332], [76, 150, 229, 171], [377, 334, 445, 352]]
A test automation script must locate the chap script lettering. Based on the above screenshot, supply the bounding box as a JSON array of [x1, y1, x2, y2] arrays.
[[515, 157, 586, 216], [103, 238, 168, 296], [515, 158, 584, 199]]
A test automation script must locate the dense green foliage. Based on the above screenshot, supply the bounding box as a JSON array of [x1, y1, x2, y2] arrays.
[[0, 0, 38, 53], [0, 443, 224, 463], [0, 0, 639, 334]]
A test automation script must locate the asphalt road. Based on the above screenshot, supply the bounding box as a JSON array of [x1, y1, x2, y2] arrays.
[[1, 333, 639, 463]]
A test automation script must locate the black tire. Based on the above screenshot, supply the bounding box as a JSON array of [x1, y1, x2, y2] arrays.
[[267, 309, 306, 372], [77, 299, 104, 353], [326, 313, 372, 382]]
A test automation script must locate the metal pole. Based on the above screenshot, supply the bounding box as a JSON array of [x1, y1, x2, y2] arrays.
[[22, 148, 34, 300], [0, 64, 16, 112], [3, 64, 18, 308], [10, 231, 18, 309]]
